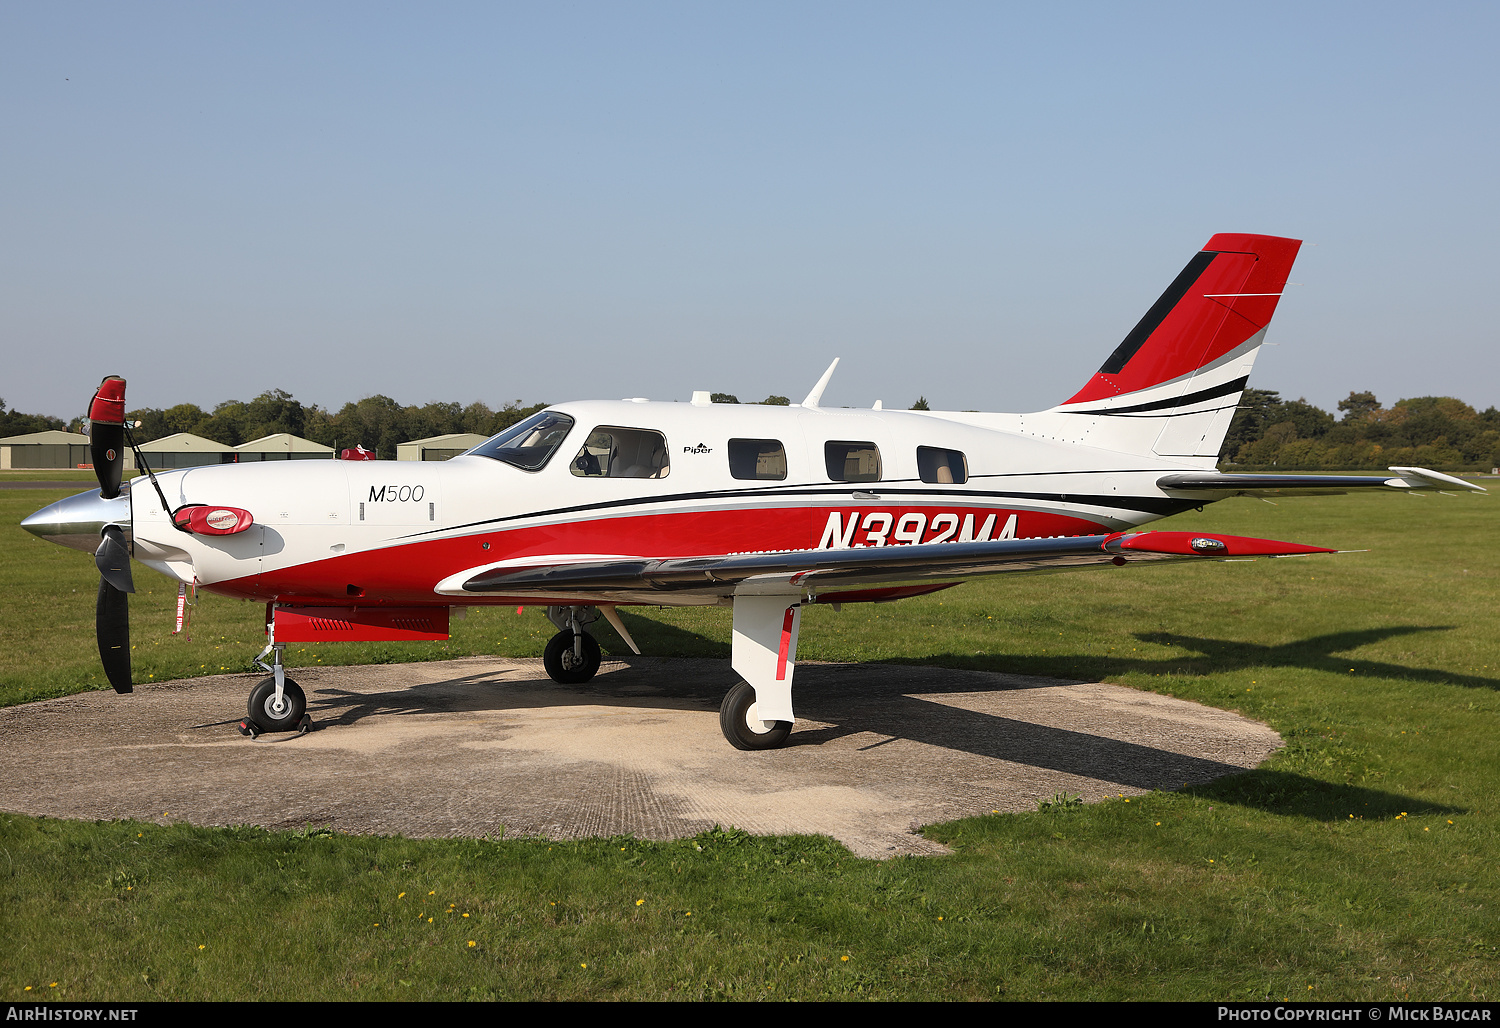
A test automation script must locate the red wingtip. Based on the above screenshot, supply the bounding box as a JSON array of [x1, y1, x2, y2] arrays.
[[1104, 531, 1336, 557]]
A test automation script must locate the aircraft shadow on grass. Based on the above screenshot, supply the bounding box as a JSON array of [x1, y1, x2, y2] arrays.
[[887, 624, 1495, 696], [1129, 625, 1498, 693]]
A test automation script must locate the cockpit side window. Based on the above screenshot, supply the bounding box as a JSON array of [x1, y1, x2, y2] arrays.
[[824, 441, 881, 483], [917, 446, 968, 484], [467, 411, 575, 471], [571, 427, 670, 479]]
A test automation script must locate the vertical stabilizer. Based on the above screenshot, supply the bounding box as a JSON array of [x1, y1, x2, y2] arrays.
[[1044, 233, 1302, 463]]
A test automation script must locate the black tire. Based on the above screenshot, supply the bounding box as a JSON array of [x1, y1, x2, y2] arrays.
[[719, 678, 792, 750], [247, 676, 307, 733], [543, 630, 601, 684]]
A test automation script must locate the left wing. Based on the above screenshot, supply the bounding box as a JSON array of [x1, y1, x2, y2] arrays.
[[445, 530, 1335, 602]]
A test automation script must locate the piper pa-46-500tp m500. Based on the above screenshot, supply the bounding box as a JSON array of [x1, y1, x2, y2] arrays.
[[23, 233, 1484, 747]]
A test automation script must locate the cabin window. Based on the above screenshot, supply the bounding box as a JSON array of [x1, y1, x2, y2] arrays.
[[728, 438, 787, 481], [824, 441, 881, 483], [917, 446, 968, 484], [571, 427, 670, 479], [467, 411, 575, 472]]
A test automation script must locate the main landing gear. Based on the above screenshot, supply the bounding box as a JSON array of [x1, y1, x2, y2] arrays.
[[535, 598, 804, 752], [716, 594, 804, 750], [543, 629, 602, 683], [239, 640, 312, 737], [542, 605, 603, 684], [719, 679, 792, 750]]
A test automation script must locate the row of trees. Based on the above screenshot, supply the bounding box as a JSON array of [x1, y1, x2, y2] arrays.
[[1223, 390, 1500, 469], [0, 399, 67, 438], [7, 387, 1496, 470], [63, 391, 548, 461]]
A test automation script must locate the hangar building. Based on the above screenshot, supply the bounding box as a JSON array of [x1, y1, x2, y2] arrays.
[[0, 430, 135, 470], [135, 433, 237, 469], [397, 433, 488, 461], [235, 433, 334, 461]]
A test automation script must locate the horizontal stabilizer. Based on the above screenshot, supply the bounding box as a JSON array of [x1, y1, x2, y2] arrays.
[[1159, 466, 1486, 496]]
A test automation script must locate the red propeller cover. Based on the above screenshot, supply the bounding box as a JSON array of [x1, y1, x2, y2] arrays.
[[89, 376, 127, 425]]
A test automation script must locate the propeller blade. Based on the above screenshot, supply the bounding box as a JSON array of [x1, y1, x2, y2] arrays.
[[96, 577, 132, 694], [88, 376, 127, 499], [94, 525, 135, 594]]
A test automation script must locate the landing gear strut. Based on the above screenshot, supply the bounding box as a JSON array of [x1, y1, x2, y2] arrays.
[[241, 637, 312, 736], [719, 594, 802, 750]]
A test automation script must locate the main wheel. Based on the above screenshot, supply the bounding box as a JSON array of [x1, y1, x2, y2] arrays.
[[719, 679, 792, 750], [543, 630, 602, 684], [246, 677, 307, 733]]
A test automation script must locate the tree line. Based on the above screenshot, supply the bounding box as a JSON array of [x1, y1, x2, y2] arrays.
[[116, 391, 551, 459], [17, 391, 547, 460], [0, 399, 68, 438], [5, 388, 1496, 469], [1223, 390, 1500, 470]]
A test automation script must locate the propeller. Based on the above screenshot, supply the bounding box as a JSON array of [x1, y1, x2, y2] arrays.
[[96, 577, 132, 694], [89, 376, 133, 693]]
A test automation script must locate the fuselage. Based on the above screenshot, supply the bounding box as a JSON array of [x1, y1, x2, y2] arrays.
[[93, 399, 1213, 608]]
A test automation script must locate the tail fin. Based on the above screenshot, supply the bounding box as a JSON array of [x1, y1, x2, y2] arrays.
[[1046, 233, 1301, 463]]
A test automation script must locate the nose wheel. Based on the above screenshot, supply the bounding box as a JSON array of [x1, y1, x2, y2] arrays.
[[543, 630, 601, 683], [246, 675, 307, 732], [241, 636, 313, 736]]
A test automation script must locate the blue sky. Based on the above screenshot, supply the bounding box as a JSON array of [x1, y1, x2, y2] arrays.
[[3, 2, 1496, 419]]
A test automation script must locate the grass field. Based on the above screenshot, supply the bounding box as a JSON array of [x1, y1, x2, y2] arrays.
[[1, 482, 1496, 1000]]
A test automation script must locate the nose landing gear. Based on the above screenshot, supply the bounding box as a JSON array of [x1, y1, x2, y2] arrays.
[[240, 637, 313, 737]]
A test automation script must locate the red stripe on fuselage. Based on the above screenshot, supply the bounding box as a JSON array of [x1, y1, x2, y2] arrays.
[[205, 504, 1108, 604]]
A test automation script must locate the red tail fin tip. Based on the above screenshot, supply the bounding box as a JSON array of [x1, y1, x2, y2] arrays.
[[1063, 234, 1302, 406]]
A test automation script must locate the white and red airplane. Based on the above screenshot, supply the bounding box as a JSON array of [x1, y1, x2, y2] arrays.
[[22, 232, 1482, 747]]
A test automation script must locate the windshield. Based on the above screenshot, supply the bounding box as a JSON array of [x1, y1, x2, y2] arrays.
[[466, 411, 576, 471]]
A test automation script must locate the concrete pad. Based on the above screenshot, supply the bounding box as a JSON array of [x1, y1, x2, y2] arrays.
[[0, 657, 1281, 858]]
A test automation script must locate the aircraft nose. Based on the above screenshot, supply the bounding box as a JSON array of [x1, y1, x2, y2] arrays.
[[21, 487, 132, 554]]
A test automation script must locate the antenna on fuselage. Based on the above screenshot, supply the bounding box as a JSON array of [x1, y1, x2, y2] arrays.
[[801, 358, 840, 410]]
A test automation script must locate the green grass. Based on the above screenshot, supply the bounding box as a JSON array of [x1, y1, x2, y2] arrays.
[[2, 485, 1496, 1000], [0, 469, 137, 481]]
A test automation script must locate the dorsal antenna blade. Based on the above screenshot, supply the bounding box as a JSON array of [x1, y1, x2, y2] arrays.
[[800, 358, 840, 409]]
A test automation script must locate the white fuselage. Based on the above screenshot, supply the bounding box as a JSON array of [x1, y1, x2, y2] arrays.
[[124, 400, 1211, 608]]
